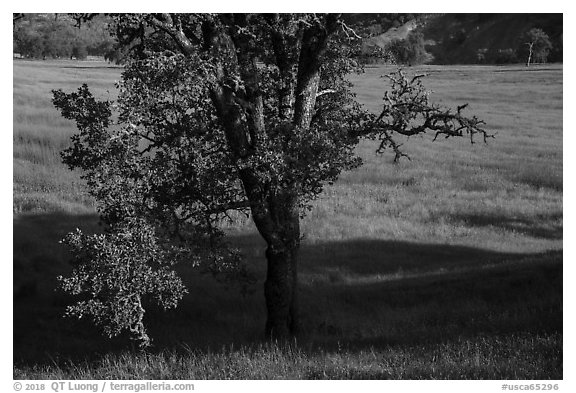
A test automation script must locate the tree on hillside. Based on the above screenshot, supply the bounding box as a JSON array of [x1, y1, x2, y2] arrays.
[[520, 28, 552, 66], [387, 31, 428, 66], [53, 13, 489, 346]]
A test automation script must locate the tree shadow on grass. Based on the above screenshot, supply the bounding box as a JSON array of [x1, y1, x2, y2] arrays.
[[13, 212, 562, 368], [451, 212, 562, 240]]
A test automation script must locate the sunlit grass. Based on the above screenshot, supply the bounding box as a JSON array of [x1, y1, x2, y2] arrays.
[[13, 61, 563, 251], [13, 60, 121, 214], [300, 64, 562, 252]]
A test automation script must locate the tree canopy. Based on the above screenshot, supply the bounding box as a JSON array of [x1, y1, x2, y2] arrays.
[[53, 13, 489, 345], [386, 31, 428, 66]]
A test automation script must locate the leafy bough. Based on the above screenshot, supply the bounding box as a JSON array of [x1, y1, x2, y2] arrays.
[[58, 218, 251, 348]]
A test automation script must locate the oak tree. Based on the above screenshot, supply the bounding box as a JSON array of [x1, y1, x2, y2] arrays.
[[521, 28, 553, 66], [53, 13, 488, 346]]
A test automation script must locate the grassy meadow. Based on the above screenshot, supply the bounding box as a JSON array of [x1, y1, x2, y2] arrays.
[[13, 60, 562, 379]]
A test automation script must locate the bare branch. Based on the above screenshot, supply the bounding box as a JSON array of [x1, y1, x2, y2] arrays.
[[339, 20, 362, 39], [410, 74, 428, 84], [357, 70, 492, 161], [316, 89, 337, 98]]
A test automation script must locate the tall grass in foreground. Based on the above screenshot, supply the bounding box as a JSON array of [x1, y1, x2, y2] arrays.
[[15, 334, 561, 379], [13, 61, 562, 379]]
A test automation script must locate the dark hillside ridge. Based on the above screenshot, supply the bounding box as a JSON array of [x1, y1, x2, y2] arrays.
[[421, 14, 563, 64], [355, 13, 562, 65]]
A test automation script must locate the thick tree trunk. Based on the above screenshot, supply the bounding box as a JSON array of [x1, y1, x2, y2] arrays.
[[288, 243, 299, 334], [261, 196, 301, 340], [264, 238, 299, 339], [202, 15, 339, 340]]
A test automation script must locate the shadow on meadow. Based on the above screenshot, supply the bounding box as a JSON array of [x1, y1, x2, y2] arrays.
[[451, 212, 562, 241], [13, 212, 562, 368]]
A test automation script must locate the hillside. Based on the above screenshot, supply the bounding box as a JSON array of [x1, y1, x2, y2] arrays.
[[360, 14, 563, 65], [421, 14, 563, 64], [361, 19, 419, 54]]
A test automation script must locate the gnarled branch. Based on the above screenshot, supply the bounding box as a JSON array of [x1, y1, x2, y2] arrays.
[[357, 70, 492, 161]]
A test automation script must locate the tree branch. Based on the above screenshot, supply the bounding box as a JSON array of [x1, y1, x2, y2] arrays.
[[204, 200, 251, 216], [148, 14, 198, 55], [293, 14, 341, 129], [357, 70, 492, 161], [339, 20, 362, 39], [70, 13, 99, 28], [316, 89, 337, 98]]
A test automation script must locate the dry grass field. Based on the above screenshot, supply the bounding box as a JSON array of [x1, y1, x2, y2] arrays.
[[13, 60, 562, 379]]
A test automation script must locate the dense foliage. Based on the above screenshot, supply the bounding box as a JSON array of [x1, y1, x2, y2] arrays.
[[386, 31, 428, 66], [59, 219, 187, 347]]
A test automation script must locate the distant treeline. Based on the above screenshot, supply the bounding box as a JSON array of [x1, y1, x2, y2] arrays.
[[13, 14, 123, 61]]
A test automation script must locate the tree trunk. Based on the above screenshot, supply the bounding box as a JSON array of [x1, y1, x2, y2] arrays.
[[261, 196, 300, 340], [264, 237, 299, 339], [526, 43, 534, 67], [204, 15, 339, 340]]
